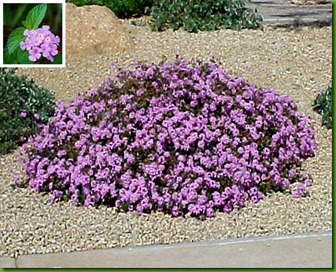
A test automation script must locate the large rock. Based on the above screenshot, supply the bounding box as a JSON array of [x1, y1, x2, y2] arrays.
[[66, 3, 134, 59]]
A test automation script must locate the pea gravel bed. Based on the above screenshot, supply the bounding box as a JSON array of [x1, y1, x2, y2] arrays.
[[0, 24, 332, 258]]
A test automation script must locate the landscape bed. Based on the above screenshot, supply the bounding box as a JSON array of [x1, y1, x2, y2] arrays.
[[0, 20, 332, 257]]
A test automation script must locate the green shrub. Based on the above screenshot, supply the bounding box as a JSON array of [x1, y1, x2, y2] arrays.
[[66, 0, 154, 18], [0, 68, 55, 155], [65, 0, 104, 6], [312, 85, 332, 129], [150, 0, 262, 32]]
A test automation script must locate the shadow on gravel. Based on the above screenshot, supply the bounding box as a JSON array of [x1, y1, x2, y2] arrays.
[[249, 1, 280, 4], [273, 11, 320, 16], [268, 19, 332, 29]]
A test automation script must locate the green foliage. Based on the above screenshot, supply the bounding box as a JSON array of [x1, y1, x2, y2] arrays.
[[65, 0, 104, 8], [0, 68, 56, 155], [22, 3, 47, 29], [66, 0, 154, 18], [6, 27, 25, 55], [313, 85, 332, 129], [150, 0, 262, 32], [4, 4, 28, 27]]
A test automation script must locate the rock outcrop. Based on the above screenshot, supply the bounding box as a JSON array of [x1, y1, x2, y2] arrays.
[[66, 3, 134, 59]]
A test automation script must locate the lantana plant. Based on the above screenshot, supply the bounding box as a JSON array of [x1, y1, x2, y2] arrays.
[[5, 4, 61, 64], [15, 55, 317, 219]]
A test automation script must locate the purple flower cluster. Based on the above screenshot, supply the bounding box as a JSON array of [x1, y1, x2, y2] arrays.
[[20, 25, 60, 62], [16, 55, 317, 219]]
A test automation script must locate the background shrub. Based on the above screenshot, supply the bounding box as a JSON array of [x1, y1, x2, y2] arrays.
[[150, 0, 262, 32], [312, 85, 332, 129], [0, 68, 55, 155], [65, 0, 154, 18], [65, 0, 261, 31], [16, 56, 316, 219]]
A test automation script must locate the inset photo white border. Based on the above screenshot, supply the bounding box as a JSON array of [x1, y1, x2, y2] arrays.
[[1, 0, 66, 68]]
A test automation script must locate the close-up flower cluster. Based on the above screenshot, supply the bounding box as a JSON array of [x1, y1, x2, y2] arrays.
[[16, 55, 317, 219], [20, 25, 60, 62]]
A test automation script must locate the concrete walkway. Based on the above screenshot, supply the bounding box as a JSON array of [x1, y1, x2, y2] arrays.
[[0, 232, 332, 268], [246, 0, 332, 27]]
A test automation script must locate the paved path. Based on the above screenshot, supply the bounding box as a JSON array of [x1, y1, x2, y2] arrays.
[[0, 1, 332, 269], [0, 232, 332, 268], [246, 0, 332, 27]]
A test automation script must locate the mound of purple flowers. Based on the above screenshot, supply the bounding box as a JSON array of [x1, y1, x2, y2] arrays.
[[20, 25, 60, 62], [16, 55, 317, 219]]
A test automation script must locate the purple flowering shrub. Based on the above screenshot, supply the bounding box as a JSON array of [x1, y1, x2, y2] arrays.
[[16, 55, 317, 219]]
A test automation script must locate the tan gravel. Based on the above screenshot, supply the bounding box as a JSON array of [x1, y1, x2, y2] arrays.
[[0, 23, 332, 258]]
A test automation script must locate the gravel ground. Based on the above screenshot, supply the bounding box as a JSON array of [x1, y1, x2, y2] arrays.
[[0, 23, 332, 258]]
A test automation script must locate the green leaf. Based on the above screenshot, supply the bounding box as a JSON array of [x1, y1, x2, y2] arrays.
[[23, 4, 47, 30], [22, 20, 30, 29], [53, 54, 62, 64], [6, 27, 26, 55], [3, 48, 14, 64], [17, 50, 33, 64]]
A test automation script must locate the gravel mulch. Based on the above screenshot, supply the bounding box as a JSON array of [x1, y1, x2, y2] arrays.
[[0, 23, 332, 258]]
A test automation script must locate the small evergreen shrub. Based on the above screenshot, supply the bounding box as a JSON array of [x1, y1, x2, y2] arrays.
[[66, 0, 104, 6], [312, 85, 332, 129], [16, 55, 316, 219], [66, 0, 154, 18], [107, 0, 154, 18], [150, 0, 262, 32], [0, 68, 55, 155]]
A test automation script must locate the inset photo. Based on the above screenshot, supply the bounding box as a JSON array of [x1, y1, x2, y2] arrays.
[[2, 1, 65, 67]]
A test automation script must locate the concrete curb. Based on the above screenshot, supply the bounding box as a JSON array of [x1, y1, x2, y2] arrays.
[[0, 257, 16, 268], [2, 232, 330, 268]]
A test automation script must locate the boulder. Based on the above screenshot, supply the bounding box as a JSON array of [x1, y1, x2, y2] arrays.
[[65, 3, 134, 59]]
